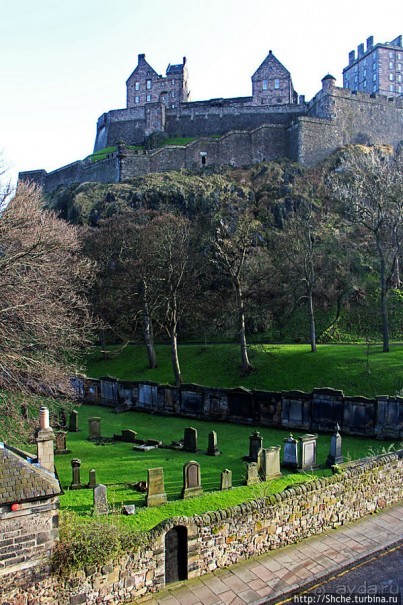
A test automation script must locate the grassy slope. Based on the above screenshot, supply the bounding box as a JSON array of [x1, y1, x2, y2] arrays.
[[57, 405, 393, 531], [85, 343, 403, 398]]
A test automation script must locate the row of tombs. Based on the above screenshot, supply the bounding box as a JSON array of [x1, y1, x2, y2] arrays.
[[74, 377, 403, 439], [62, 416, 343, 514]]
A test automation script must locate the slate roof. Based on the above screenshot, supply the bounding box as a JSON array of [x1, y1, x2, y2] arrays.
[[166, 63, 184, 74], [0, 443, 61, 506]]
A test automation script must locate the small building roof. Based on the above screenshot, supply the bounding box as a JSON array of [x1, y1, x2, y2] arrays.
[[166, 63, 184, 74], [0, 443, 61, 506]]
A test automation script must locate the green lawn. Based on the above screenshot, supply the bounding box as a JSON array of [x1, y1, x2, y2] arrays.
[[55, 404, 397, 532], [85, 343, 403, 398]]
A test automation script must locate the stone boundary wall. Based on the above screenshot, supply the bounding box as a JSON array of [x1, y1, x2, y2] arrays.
[[2, 451, 402, 605], [75, 378, 403, 440]]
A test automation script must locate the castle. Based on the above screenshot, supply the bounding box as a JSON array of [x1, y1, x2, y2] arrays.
[[20, 40, 403, 193]]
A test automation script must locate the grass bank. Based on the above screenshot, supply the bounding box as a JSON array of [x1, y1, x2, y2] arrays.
[[85, 343, 403, 398]]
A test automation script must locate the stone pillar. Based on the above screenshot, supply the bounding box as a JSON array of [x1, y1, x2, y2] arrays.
[[248, 431, 263, 461], [71, 458, 82, 489], [88, 469, 97, 489], [36, 406, 55, 473], [326, 424, 343, 467]]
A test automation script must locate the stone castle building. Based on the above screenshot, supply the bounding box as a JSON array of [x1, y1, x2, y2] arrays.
[[343, 35, 402, 97], [20, 40, 403, 193]]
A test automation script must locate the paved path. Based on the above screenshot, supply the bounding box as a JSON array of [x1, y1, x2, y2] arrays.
[[133, 503, 403, 605]]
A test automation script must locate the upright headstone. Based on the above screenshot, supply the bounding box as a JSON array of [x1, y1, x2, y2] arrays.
[[326, 424, 343, 467], [259, 446, 282, 480], [88, 469, 97, 489], [282, 434, 298, 469], [146, 467, 168, 507], [220, 469, 232, 491], [182, 461, 203, 499], [59, 408, 67, 428], [88, 417, 101, 441], [183, 427, 197, 453], [54, 431, 70, 455], [246, 462, 260, 486], [70, 458, 82, 489], [93, 484, 109, 515], [121, 429, 138, 443], [248, 431, 263, 461], [206, 430, 220, 456], [69, 410, 79, 432], [299, 434, 318, 470]]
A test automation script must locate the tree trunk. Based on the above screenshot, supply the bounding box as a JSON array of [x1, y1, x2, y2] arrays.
[[377, 239, 390, 353], [235, 278, 254, 375], [141, 283, 157, 369], [171, 325, 182, 386], [307, 288, 317, 352]]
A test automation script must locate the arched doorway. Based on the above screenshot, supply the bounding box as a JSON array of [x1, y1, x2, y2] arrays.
[[165, 526, 188, 583]]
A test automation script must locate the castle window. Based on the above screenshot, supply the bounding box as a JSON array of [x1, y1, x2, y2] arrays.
[[389, 62, 394, 69], [146, 80, 152, 90], [373, 83, 377, 92], [398, 85, 402, 93], [389, 51, 394, 58], [263, 79, 268, 90], [397, 74, 402, 82], [172, 79, 175, 85], [398, 63, 402, 71], [389, 73, 394, 81], [135, 81, 140, 91], [363, 80, 367, 88], [135, 96, 140, 103], [373, 73, 377, 82], [146, 94, 152, 102], [274, 79, 280, 89], [171, 91, 175, 98], [389, 84, 394, 92], [363, 69, 366, 77], [373, 62, 376, 70]]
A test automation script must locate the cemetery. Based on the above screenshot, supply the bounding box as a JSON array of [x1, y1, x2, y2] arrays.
[[1, 404, 402, 604]]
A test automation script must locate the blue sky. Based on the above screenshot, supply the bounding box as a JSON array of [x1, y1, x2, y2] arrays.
[[0, 0, 401, 183]]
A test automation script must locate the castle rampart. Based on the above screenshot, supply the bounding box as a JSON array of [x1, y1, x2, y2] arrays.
[[19, 50, 403, 192]]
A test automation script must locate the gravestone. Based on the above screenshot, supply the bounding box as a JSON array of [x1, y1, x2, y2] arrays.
[[248, 431, 263, 461], [146, 467, 168, 507], [54, 431, 70, 455], [183, 427, 197, 453], [93, 484, 109, 515], [182, 461, 203, 499], [121, 429, 137, 442], [69, 410, 79, 432], [246, 462, 260, 486], [59, 408, 67, 428], [326, 424, 344, 467], [299, 434, 318, 470], [70, 458, 82, 489], [206, 431, 220, 456], [258, 446, 282, 481], [88, 469, 97, 489], [122, 504, 136, 515], [88, 417, 101, 441], [220, 469, 232, 491], [282, 434, 298, 468]]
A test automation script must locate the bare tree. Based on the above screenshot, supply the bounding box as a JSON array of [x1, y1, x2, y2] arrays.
[[329, 145, 403, 352], [0, 182, 95, 396]]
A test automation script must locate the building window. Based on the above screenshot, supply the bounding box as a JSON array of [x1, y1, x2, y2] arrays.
[[363, 68, 367, 77], [262, 79, 268, 90], [171, 79, 175, 85], [171, 91, 175, 98], [274, 78, 280, 89], [135, 96, 140, 103], [373, 62, 377, 70], [373, 73, 377, 82], [397, 74, 402, 82], [389, 84, 394, 92], [389, 62, 394, 69], [135, 82, 140, 91], [373, 84, 377, 92], [354, 75, 358, 83], [363, 79, 367, 88], [398, 85, 402, 93], [398, 63, 402, 71], [389, 73, 394, 81], [146, 80, 152, 90], [146, 94, 151, 102]]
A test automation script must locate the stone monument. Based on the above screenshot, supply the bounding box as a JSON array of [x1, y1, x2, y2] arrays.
[[220, 469, 232, 491], [88, 417, 101, 441], [70, 458, 82, 489], [183, 427, 198, 453], [299, 434, 318, 470], [182, 461, 203, 499], [258, 446, 282, 481], [206, 430, 220, 456], [146, 467, 168, 507], [248, 431, 263, 461], [282, 434, 298, 469], [93, 484, 109, 515], [326, 424, 344, 467], [246, 462, 260, 486], [69, 410, 79, 432]]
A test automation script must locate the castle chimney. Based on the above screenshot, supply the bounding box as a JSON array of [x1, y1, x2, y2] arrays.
[[36, 406, 55, 474], [366, 36, 374, 51], [138, 53, 146, 63], [357, 43, 364, 58], [349, 50, 355, 65]]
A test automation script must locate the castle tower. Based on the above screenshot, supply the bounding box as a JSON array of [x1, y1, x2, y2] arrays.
[[126, 53, 190, 109], [251, 50, 298, 105]]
